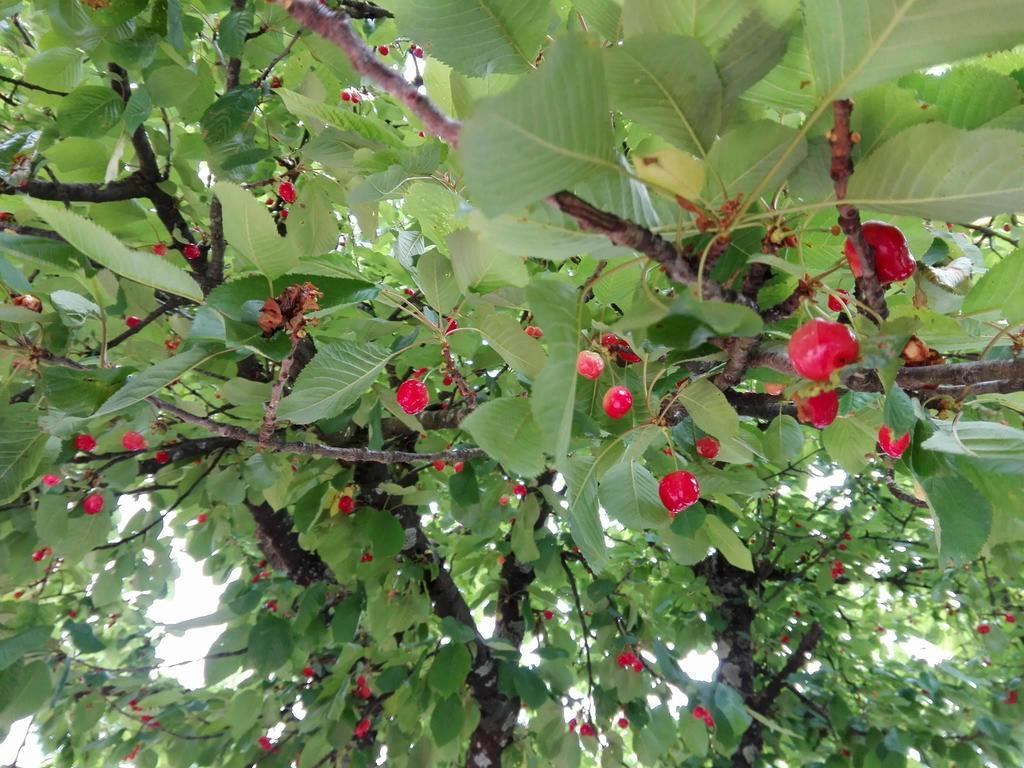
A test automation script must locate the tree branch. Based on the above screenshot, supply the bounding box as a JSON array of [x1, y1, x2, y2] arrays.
[[247, 501, 332, 585]]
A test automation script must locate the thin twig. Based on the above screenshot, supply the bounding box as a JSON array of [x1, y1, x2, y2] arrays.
[[259, 340, 299, 446], [560, 554, 595, 706]]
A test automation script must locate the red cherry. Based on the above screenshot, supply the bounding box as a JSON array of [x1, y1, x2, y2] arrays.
[[154, 450, 171, 465], [443, 317, 458, 335], [795, 390, 840, 429], [1008, 691, 1019, 705], [513, 483, 527, 497], [831, 560, 845, 579], [403, 288, 416, 297], [788, 319, 860, 381], [31, 547, 51, 562], [277, 182, 297, 204], [442, 374, 453, 386], [83, 494, 104, 515], [781, 635, 790, 645], [196, 513, 208, 524], [568, 718, 577, 733], [433, 460, 445, 472], [377, 45, 389, 55], [1005, 614, 1016, 624], [617, 717, 629, 728], [411, 367, 428, 380], [302, 666, 315, 678], [498, 495, 510, 506], [616, 651, 637, 668], [338, 495, 355, 515], [151, 244, 167, 256], [658, 471, 700, 516], [631, 659, 643, 673], [977, 623, 991, 635], [354, 718, 372, 739], [121, 431, 148, 451], [13, 591, 23, 599], [258, 736, 273, 752], [359, 552, 373, 563], [543, 610, 554, 620], [68, 610, 77, 618], [270, 76, 282, 89], [599, 333, 620, 348], [827, 290, 850, 312], [878, 425, 911, 458], [74, 434, 97, 452], [165, 337, 180, 351], [576, 351, 604, 380], [838, 543, 848, 551], [41, 474, 61, 487], [125, 315, 142, 329], [411, 45, 424, 58], [351, 93, 361, 104], [182, 243, 201, 261], [579, 723, 596, 737], [793, 610, 801, 618], [341, 91, 351, 102], [396, 379, 429, 414], [453, 462, 464, 473], [279, 209, 289, 220], [602, 386, 633, 419], [695, 437, 720, 459], [266, 600, 278, 612], [843, 532, 853, 541], [525, 325, 543, 338], [692, 706, 709, 721], [844, 222, 915, 285]]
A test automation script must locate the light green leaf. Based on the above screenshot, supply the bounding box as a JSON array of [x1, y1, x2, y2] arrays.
[[622, 0, 750, 52], [0, 627, 50, 672], [704, 515, 753, 571], [605, 34, 722, 157], [389, 0, 551, 76], [598, 461, 664, 530], [918, 473, 992, 565], [405, 182, 460, 247], [94, 348, 214, 417], [25, 200, 203, 301], [804, 0, 1024, 99], [703, 121, 807, 205], [461, 398, 547, 476], [0, 404, 49, 505], [449, 230, 529, 293], [277, 341, 393, 424], [201, 88, 259, 144], [847, 125, 1024, 220], [212, 181, 298, 281], [219, 6, 253, 59], [678, 378, 739, 439], [478, 313, 545, 378], [822, 410, 882, 473], [470, 207, 631, 263], [716, 11, 791, 113], [247, 615, 294, 672], [49, 289, 99, 327], [921, 421, 1024, 473], [511, 495, 541, 562], [562, 456, 608, 572], [0, 661, 52, 729], [56, 85, 123, 138], [430, 695, 465, 746], [461, 34, 616, 215], [962, 246, 1024, 321], [276, 88, 403, 147], [572, 0, 623, 40], [900, 68, 1021, 130], [763, 415, 805, 466], [24, 47, 85, 92], [427, 644, 472, 696], [415, 250, 461, 315]]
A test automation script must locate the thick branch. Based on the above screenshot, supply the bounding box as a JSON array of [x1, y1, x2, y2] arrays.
[[752, 622, 823, 712], [247, 501, 332, 585]]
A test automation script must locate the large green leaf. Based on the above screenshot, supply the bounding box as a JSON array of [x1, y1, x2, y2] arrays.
[[921, 421, 1024, 474], [605, 34, 722, 157], [678, 378, 740, 439], [94, 348, 215, 417], [598, 461, 664, 530], [478, 313, 546, 378], [804, 0, 1024, 99], [961, 247, 1024, 321], [621, 0, 751, 52], [562, 456, 608, 572], [460, 34, 617, 215], [276, 88, 404, 147], [918, 472, 993, 565], [703, 121, 807, 205], [427, 644, 472, 696], [247, 615, 294, 672], [822, 410, 882, 474], [212, 182, 298, 281], [715, 11, 791, 113], [277, 341, 393, 424], [449, 230, 529, 293], [0, 627, 51, 672], [388, 0, 551, 76], [415, 250, 461, 315], [704, 515, 754, 572], [461, 398, 547, 477], [0, 661, 52, 729], [900, 68, 1021, 130], [0, 404, 49, 505], [56, 85, 124, 138], [430, 695, 465, 746], [847, 124, 1024, 220], [25, 199, 203, 301]]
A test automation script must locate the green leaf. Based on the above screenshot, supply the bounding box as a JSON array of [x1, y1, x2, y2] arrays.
[[276, 88, 403, 148], [478, 313, 545, 378], [227, 689, 260, 739], [367, 511, 405, 559], [212, 181, 298, 281], [704, 515, 753, 571], [0, 404, 48, 505], [64, 621, 105, 654], [331, 597, 363, 644], [900, 68, 1021, 130], [763, 415, 805, 466], [389, 0, 551, 76], [622, 0, 750, 52], [598, 461, 664, 530], [247, 615, 294, 672], [470, 207, 631, 263], [572, 0, 622, 40], [883, 386, 917, 437], [49, 289, 99, 327], [847, 124, 1024, 220], [24, 47, 85, 93], [56, 85, 124, 138], [123, 86, 152, 134], [715, 11, 791, 113], [511, 665, 549, 707], [605, 33, 722, 157], [511, 494, 541, 562], [918, 472, 992, 565], [0, 627, 50, 672], [415, 250, 461, 316], [94, 348, 214, 417], [25, 199, 203, 301], [822, 410, 882, 474], [277, 341, 393, 424], [428, 643, 472, 696], [449, 230, 529, 293], [804, 0, 1024, 99], [219, 6, 254, 59], [678, 378, 739, 440], [461, 398, 547, 477], [461, 34, 616, 215], [962, 246, 1024, 321], [704, 121, 807, 205], [920, 421, 1024, 473], [0, 661, 52, 729], [430, 694, 465, 746], [201, 88, 259, 144], [562, 456, 608, 572]]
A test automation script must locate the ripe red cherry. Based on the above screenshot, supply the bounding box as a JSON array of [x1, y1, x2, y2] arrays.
[[617, 717, 629, 728], [602, 386, 633, 419], [121, 431, 147, 451], [1008, 691, 1020, 705], [302, 666, 315, 678], [658, 471, 700, 516], [277, 181, 297, 204], [32, 547, 51, 562], [359, 552, 373, 563], [513, 483, 527, 497], [576, 351, 604, 380], [695, 437, 720, 459], [453, 461, 464, 473], [152, 244, 167, 256], [270, 76, 282, 89], [1006, 614, 1017, 624], [351, 93, 361, 104], [788, 319, 860, 381], [154, 450, 171, 465], [543, 610, 554, 620], [844, 222, 915, 285], [196, 513, 208, 524], [74, 434, 97, 452], [183, 243, 201, 261], [338, 495, 355, 515], [795, 390, 839, 429], [443, 317, 458, 335], [41, 474, 61, 487], [578, 723, 596, 737], [165, 337, 180, 351], [878, 425, 910, 458], [257, 736, 273, 752], [396, 379, 429, 414], [341, 91, 351, 102], [410, 44, 424, 58], [377, 45, 389, 55], [354, 718, 372, 739], [83, 494, 104, 515], [525, 325, 543, 338], [827, 290, 850, 312], [498, 495, 510, 506], [125, 315, 142, 329], [432, 460, 445, 472], [977, 623, 991, 635]]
